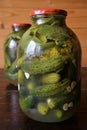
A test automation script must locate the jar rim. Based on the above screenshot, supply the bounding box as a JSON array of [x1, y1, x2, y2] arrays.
[[29, 8, 67, 16], [12, 23, 31, 27]]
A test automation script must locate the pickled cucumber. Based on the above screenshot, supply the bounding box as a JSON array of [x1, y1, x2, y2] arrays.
[[8, 59, 17, 73], [37, 102, 49, 115], [18, 69, 25, 84], [4, 60, 18, 80], [47, 98, 58, 109], [46, 91, 76, 110], [17, 55, 26, 68], [19, 96, 33, 111], [29, 79, 70, 97], [4, 52, 11, 69], [56, 109, 63, 118], [42, 73, 61, 84], [5, 71, 18, 80], [21, 55, 68, 75]]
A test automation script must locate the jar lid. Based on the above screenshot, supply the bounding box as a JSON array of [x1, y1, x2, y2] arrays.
[[12, 23, 31, 27], [30, 8, 67, 16]]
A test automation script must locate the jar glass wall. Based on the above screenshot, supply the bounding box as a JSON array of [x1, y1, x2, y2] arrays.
[[4, 23, 31, 84], [18, 9, 81, 122]]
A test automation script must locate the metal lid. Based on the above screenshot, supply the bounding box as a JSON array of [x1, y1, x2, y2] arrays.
[[12, 23, 31, 27], [30, 8, 67, 16]]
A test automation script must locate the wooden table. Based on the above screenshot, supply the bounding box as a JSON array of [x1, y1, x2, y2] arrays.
[[0, 68, 87, 130]]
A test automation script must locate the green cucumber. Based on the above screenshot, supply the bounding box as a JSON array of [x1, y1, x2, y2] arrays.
[[47, 98, 58, 109], [4, 53, 11, 69], [5, 59, 18, 80], [56, 109, 63, 118], [5, 71, 18, 80], [29, 79, 70, 97], [42, 73, 61, 84], [21, 55, 68, 75], [17, 55, 26, 68], [18, 69, 25, 84], [8, 59, 17, 73], [40, 41, 56, 49], [19, 96, 33, 111], [37, 102, 49, 115]]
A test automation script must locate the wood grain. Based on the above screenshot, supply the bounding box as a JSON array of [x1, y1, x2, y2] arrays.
[[0, 0, 87, 68]]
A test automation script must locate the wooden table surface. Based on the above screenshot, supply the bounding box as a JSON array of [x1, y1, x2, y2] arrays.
[[0, 68, 87, 130]]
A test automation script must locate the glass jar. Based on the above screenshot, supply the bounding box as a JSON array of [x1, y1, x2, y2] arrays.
[[4, 23, 31, 83], [18, 9, 81, 122]]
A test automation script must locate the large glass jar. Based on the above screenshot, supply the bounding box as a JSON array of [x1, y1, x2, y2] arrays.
[[18, 9, 81, 122], [4, 23, 31, 83]]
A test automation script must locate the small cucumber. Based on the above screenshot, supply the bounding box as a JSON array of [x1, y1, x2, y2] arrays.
[[47, 98, 58, 109], [37, 102, 49, 115], [56, 109, 63, 118], [42, 73, 61, 84], [18, 69, 25, 84], [19, 96, 33, 111]]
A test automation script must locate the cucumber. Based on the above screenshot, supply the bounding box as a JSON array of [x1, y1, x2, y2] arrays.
[[46, 94, 72, 109], [40, 41, 56, 49], [4, 53, 11, 69], [42, 73, 61, 84], [47, 98, 58, 109], [18, 69, 25, 84], [37, 102, 49, 115], [29, 79, 70, 97], [5, 59, 18, 80], [17, 55, 26, 68], [5, 71, 18, 80], [56, 109, 63, 118], [19, 96, 33, 111], [8, 59, 17, 73], [21, 55, 68, 75]]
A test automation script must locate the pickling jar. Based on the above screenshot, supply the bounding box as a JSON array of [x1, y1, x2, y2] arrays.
[[18, 9, 82, 122], [4, 23, 31, 83]]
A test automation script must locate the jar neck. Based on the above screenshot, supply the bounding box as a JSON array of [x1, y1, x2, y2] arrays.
[[12, 25, 29, 32], [31, 14, 66, 26]]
